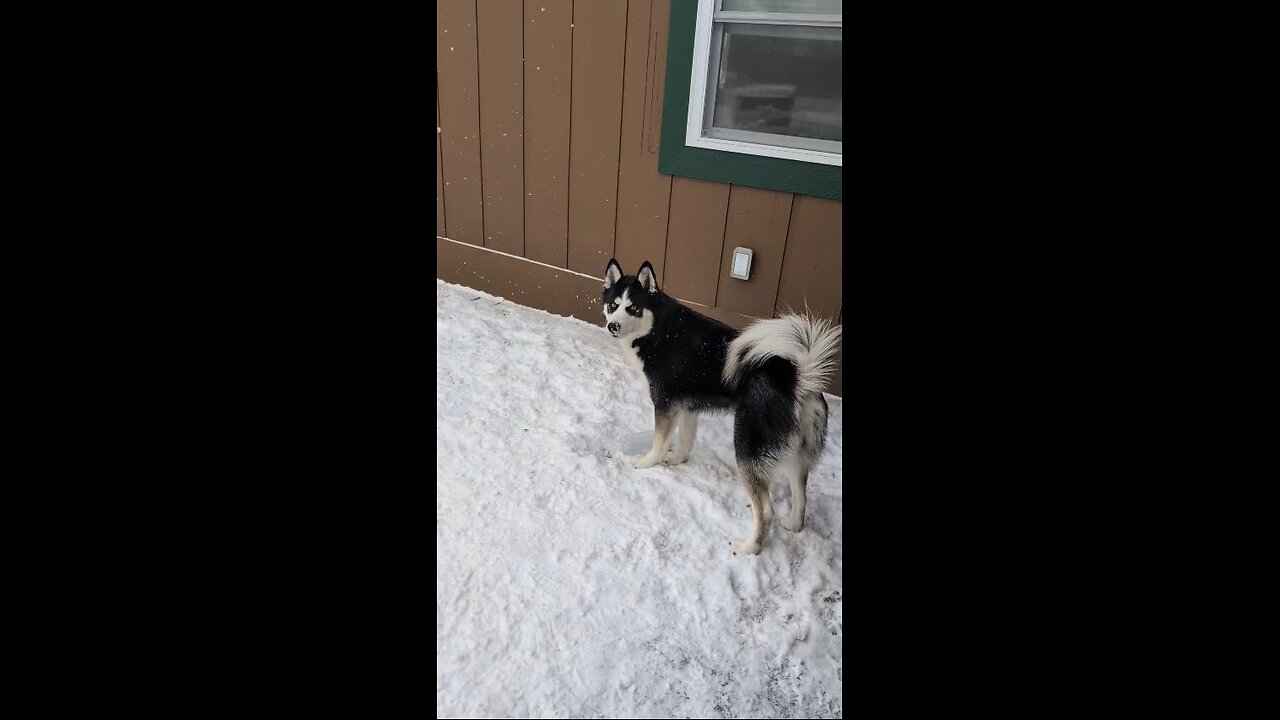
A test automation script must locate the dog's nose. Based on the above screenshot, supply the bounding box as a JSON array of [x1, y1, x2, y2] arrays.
[[607, 322, 620, 334]]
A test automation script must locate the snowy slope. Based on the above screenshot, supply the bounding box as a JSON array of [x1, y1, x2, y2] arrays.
[[436, 279, 843, 718]]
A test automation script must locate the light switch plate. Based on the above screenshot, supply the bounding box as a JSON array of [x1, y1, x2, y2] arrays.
[[730, 247, 753, 280]]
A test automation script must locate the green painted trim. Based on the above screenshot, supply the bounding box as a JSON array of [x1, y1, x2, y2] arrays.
[[657, 0, 842, 201]]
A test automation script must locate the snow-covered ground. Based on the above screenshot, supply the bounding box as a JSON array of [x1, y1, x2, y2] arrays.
[[436, 279, 843, 718]]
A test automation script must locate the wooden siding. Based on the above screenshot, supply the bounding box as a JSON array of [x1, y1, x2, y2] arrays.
[[437, 1, 484, 245], [476, 1, 525, 255], [436, 0, 843, 396], [523, 0, 572, 267]]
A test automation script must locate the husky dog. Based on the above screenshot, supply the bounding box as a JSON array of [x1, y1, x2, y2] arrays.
[[602, 258, 840, 556]]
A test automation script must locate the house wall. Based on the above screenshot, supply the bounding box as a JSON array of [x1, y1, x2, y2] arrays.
[[436, 0, 843, 395]]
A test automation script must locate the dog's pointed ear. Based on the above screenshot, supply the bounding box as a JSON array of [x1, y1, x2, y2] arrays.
[[604, 258, 623, 289], [637, 261, 658, 293]]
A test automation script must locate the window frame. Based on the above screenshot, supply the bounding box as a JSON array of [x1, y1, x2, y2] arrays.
[[686, 0, 843, 166], [658, 0, 842, 201]]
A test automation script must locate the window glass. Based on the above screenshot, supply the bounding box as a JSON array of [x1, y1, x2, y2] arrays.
[[710, 24, 842, 144], [721, 0, 842, 13]]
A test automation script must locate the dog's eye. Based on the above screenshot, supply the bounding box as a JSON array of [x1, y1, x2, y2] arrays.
[[608, 302, 617, 312], [627, 305, 642, 316]]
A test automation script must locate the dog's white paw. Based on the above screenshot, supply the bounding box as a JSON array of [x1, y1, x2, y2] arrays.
[[662, 450, 688, 465], [631, 454, 661, 469], [730, 539, 761, 556], [780, 514, 804, 532]]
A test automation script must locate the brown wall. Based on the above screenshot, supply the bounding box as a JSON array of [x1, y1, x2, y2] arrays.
[[436, 0, 842, 395]]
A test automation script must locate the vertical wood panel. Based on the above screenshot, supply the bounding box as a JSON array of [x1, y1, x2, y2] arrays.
[[566, 0, 628, 275], [715, 186, 793, 318], [477, 1, 524, 255], [614, 0, 673, 282], [436, 87, 446, 237], [774, 195, 843, 320], [662, 177, 729, 306], [437, 2, 484, 244], [523, 0, 572, 267]]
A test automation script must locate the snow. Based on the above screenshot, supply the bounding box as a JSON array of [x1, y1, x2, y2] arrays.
[[436, 279, 843, 718]]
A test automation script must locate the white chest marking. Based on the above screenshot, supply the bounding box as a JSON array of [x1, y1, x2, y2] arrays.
[[620, 338, 645, 373]]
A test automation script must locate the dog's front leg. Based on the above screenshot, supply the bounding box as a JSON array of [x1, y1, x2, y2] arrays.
[[663, 410, 697, 465], [632, 408, 675, 469]]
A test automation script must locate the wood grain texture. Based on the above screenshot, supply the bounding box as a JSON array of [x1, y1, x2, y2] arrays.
[[566, 0, 628, 275], [477, 1, 525, 255], [437, 1, 484, 244], [438, 237, 603, 324], [661, 176, 729, 306], [774, 194, 842, 321], [523, 0, 572, 266], [614, 0, 672, 282], [436, 87, 446, 236]]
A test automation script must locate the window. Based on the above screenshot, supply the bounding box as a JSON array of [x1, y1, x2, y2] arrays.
[[688, 0, 842, 166], [658, 0, 842, 200]]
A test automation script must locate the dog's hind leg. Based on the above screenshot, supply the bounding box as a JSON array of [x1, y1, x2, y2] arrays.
[[664, 410, 697, 465], [730, 464, 772, 556], [632, 408, 676, 469], [782, 394, 828, 532], [779, 456, 809, 532]]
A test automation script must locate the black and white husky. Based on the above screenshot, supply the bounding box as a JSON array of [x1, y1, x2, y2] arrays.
[[602, 259, 840, 556]]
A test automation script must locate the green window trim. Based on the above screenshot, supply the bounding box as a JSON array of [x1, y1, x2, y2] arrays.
[[658, 0, 842, 201]]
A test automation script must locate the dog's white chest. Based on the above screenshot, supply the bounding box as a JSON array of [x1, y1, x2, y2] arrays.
[[619, 337, 645, 373]]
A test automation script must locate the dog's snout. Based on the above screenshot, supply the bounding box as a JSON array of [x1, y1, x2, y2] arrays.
[[607, 322, 620, 335]]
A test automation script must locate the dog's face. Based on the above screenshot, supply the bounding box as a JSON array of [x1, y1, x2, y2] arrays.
[[602, 259, 659, 339]]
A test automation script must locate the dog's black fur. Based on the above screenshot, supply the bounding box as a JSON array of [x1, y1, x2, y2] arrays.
[[603, 259, 836, 555]]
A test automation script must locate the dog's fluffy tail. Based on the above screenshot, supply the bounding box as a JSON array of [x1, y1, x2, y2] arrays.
[[722, 314, 841, 398]]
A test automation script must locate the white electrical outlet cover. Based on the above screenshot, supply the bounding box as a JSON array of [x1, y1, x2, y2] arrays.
[[731, 247, 752, 279]]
